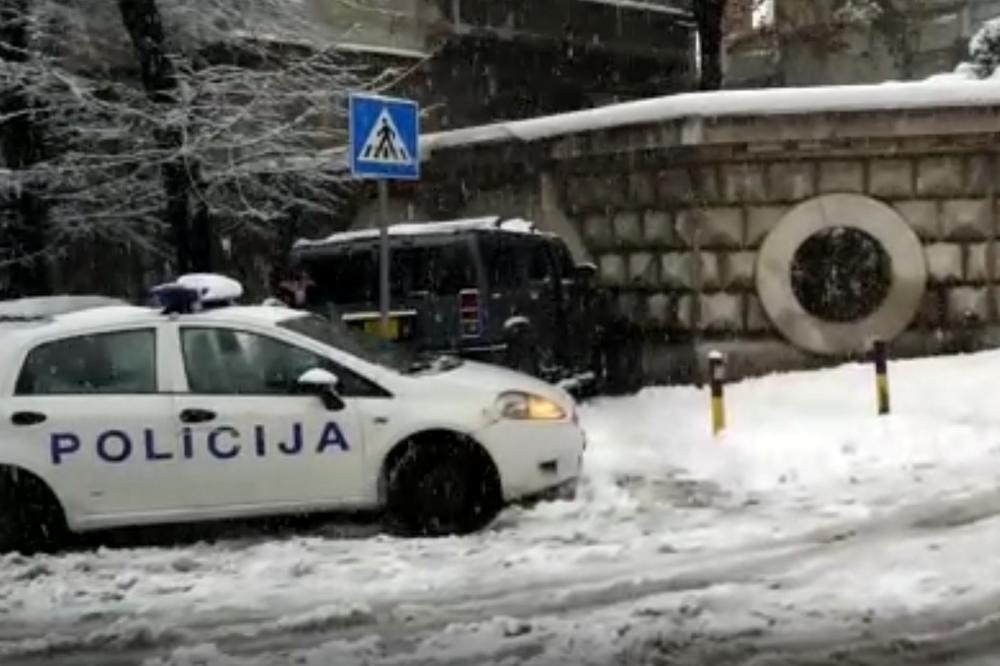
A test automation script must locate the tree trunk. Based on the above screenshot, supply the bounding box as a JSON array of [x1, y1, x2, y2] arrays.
[[694, 0, 727, 90], [0, 0, 51, 297], [118, 0, 211, 273]]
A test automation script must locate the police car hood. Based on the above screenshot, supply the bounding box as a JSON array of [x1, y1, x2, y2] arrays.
[[414, 360, 572, 406]]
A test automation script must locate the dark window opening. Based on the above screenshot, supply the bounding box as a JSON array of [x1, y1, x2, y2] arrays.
[[790, 227, 893, 323]]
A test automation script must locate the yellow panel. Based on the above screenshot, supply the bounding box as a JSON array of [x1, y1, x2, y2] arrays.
[[363, 317, 400, 340]]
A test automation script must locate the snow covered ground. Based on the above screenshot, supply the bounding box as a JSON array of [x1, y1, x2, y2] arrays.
[[6, 350, 1000, 665]]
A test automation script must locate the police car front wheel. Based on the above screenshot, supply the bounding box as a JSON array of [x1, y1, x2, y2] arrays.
[[385, 436, 502, 537]]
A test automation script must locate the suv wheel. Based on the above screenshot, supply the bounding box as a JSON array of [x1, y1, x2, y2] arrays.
[[386, 440, 502, 537]]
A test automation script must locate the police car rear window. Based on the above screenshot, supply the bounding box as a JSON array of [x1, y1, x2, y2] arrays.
[[15, 329, 157, 396]]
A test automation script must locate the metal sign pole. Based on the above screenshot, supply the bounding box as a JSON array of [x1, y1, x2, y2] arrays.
[[349, 92, 419, 342], [378, 180, 391, 339]]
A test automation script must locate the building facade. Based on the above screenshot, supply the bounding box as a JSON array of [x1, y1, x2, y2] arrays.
[[726, 0, 1000, 87], [310, 0, 698, 129]]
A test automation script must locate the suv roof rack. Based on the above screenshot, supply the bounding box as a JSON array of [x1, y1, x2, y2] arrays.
[[492, 216, 536, 232], [295, 216, 542, 250]]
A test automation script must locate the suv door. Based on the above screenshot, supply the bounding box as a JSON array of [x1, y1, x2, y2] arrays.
[[6, 327, 177, 522], [172, 325, 368, 512], [548, 239, 590, 370], [517, 236, 561, 369], [478, 232, 526, 345]]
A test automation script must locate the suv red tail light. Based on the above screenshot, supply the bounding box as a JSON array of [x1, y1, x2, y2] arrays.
[[459, 289, 482, 338]]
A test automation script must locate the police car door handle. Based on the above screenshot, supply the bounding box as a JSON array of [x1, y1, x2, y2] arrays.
[[180, 408, 217, 424], [11, 411, 47, 427]]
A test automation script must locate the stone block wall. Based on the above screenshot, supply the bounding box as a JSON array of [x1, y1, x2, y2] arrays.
[[557, 150, 998, 367]]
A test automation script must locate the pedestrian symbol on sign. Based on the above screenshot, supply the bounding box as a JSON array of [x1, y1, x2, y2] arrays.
[[360, 110, 412, 165]]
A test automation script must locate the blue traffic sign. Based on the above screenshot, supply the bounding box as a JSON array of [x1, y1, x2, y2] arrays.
[[349, 94, 420, 181]]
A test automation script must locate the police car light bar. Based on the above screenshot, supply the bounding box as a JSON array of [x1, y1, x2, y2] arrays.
[[152, 273, 244, 314]]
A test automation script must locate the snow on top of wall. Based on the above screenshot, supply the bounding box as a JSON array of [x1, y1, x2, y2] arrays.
[[421, 79, 1000, 154], [226, 29, 430, 59], [331, 41, 430, 60], [295, 217, 537, 248], [577, 0, 691, 18]]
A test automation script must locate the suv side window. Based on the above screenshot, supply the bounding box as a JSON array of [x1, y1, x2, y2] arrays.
[[302, 250, 376, 305], [16, 329, 157, 395], [480, 234, 522, 290], [180, 327, 382, 397], [552, 242, 576, 281], [527, 240, 554, 283], [433, 242, 478, 294], [390, 241, 477, 296]]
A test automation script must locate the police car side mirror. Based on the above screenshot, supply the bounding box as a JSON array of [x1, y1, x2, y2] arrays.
[[297, 368, 344, 411]]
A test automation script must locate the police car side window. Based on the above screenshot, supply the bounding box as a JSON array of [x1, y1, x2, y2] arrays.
[[181, 328, 382, 397], [16, 329, 157, 395]]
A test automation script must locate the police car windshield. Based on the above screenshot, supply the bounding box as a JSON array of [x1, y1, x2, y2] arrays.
[[278, 312, 449, 374]]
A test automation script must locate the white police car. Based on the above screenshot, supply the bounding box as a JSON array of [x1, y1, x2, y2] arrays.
[[0, 275, 584, 551]]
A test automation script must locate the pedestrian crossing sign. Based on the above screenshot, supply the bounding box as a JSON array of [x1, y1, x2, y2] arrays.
[[349, 94, 420, 181]]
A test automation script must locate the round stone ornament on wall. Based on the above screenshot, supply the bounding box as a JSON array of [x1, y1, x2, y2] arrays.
[[756, 193, 927, 356]]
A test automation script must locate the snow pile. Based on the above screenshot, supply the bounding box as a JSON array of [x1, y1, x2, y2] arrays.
[[581, 350, 1000, 510]]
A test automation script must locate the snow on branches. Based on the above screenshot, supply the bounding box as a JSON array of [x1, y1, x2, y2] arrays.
[[831, 0, 883, 24], [2, 0, 390, 271], [971, 16, 1000, 79]]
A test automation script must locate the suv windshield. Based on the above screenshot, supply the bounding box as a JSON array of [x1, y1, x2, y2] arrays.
[[278, 311, 461, 375]]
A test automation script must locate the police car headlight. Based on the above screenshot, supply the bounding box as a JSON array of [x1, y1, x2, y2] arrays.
[[496, 391, 567, 421]]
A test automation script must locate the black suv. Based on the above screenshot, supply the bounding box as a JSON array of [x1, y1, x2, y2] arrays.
[[290, 217, 642, 395]]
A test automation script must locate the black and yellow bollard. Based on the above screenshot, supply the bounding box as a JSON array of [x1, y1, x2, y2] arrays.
[[872, 339, 890, 416], [708, 351, 726, 436]]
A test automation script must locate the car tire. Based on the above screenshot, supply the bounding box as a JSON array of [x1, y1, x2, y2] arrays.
[[386, 440, 502, 537], [0, 468, 66, 554]]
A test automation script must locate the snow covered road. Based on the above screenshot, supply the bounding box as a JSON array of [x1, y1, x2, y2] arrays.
[[5, 351, 1000, 665]]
